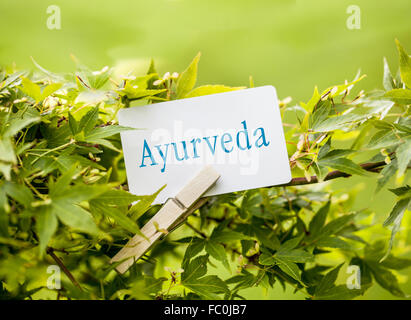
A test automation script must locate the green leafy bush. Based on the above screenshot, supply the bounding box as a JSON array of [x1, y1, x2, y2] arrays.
[[0, 40, 410, 300]]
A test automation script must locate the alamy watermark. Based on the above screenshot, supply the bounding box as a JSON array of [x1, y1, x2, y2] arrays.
[[346, 5, 361, 30], [46, 5, 61, 30], [46, 265, 61, 289], [346, 265, 361, 289]]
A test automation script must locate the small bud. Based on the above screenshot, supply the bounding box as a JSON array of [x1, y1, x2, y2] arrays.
[[238, 255, 244, 266], [304, 170, 312, 182], [122, 75, 136, 81], [153, 221, 168, 234], [43, 96, 59, 110], [380, 148, 389, 156], [92, 66, 109, 76], [297, 137, 305, 151], [316, 134, 326, 145], [13, 97, 28, 104], [296, 161, 305, 171]]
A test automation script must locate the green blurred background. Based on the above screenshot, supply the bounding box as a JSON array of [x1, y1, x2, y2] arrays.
[[1, 0, 410, 299]]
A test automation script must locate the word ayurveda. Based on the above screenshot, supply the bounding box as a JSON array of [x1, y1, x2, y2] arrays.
[[139, 120, 270, 173]]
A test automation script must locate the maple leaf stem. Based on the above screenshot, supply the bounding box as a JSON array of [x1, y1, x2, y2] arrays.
[[46, 247, 83, 291]]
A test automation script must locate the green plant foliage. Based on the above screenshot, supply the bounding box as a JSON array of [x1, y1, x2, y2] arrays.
[[0, 40, 410, 300]]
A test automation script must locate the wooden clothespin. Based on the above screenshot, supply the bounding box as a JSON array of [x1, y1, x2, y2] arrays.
[[110, 165, 220, 274]]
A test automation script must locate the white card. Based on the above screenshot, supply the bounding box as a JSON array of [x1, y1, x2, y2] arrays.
[[118, 86, 291, 204]]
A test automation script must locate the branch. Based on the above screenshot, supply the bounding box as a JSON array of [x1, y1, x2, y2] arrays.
[[280, 160, 387, 187], [185, 221, 207, 239], [46, 247, 82, 290]]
